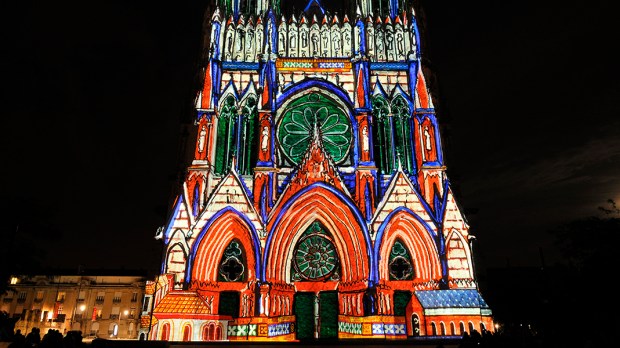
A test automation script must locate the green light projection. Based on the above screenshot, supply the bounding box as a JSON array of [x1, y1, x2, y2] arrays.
[[277, 93, 351, 165]]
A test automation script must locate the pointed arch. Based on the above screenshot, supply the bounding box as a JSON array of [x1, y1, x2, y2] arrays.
[[238, 90, 259, 175], [371, 93, 393, 174], [215, 94, 239, 174], [388, 239, 414, 280], [445, 229, 475, 280], [264, 183, 372, 283], [186, 207, 261, 284], [165, 240, 187, 287], [290, 221, 341, 281], [277, 78, 354, 111], [218, 239, 247, 281], [374, 207, 442, 283], [391, 93, 413, 172]]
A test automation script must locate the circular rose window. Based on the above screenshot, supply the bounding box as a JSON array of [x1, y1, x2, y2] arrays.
[[277, 92, 352, 165], [293, 233, 338, 280]]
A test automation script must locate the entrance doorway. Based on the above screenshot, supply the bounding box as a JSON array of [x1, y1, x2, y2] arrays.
[[319, 291, 338, 339], [293, 292, 339, 339], [294, 292, 315, 340]]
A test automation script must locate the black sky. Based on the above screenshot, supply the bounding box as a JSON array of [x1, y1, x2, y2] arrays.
[[1, 1, 618, 276]]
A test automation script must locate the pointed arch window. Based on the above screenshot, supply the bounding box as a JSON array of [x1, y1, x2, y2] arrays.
[[389, 239, 414, 280], [218, 240, 246, 282], [371, 94, 393, 174], [391, 95, 413, 172], [291, 221, 340, 281], [215, 95, 238, 175], [238, 96, 258, 175], [192, 183, 200, 217]]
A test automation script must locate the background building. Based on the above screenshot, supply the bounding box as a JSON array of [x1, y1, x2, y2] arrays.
[[1, 273, 147, 340], [145, 0, 493, 342]]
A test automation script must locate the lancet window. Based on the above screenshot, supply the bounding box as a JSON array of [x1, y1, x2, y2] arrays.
[[371, 94, 393, 174], [371, 93, 413, 174], [215, 95, 238, 175], [391, 95, 413, 172], [238, 95, 258, 175]]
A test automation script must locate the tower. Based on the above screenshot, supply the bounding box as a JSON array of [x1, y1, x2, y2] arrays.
[[142, 0, 493, 341]]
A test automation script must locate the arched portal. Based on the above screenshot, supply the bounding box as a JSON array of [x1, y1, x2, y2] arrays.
[[375, 209, 442, 284], [264, 183, 371, 284], [187, 209, 260, 284]]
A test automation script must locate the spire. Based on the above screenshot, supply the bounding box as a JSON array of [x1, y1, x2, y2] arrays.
[[331, 14, 339, 25]]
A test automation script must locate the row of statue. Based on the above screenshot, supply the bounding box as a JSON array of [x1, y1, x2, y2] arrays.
[[213, 10, 418, 62]]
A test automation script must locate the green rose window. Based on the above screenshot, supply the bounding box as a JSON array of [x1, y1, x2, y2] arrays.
[[293, 222, 340, 281], [277, 93, 352, 164]]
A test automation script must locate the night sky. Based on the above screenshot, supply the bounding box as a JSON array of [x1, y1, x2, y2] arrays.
[[2, 1, 618, 276]]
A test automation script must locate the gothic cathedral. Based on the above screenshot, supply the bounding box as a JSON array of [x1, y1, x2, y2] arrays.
[[142, 0, 494, 342]]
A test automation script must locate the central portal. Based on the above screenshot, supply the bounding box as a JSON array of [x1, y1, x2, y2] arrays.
[[293, 291, 339, 340]]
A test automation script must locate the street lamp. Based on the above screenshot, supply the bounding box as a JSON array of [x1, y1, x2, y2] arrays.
[[116, 310, 129, 339]]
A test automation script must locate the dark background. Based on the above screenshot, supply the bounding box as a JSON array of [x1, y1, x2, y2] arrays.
[[1, 0, 618, 278]]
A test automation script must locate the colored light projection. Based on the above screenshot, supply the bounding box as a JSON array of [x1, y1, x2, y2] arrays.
[[141, 0, 493, 342]]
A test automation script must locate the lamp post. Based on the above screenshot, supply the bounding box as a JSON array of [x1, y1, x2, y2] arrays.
[[117, 309, 128, 339], [78, 304, 85, 332]]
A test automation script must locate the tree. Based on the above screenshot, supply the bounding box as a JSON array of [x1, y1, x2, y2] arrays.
[[545, 199, 619, 346]]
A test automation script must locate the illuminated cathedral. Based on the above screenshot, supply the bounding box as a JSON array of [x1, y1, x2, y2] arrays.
[[142, 0, 493, 342]]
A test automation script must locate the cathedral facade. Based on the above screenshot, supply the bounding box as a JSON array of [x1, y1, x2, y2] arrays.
[[142, 0, 493, 342]]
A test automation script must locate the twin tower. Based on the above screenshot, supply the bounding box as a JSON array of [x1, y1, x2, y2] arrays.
[[141, 0, 493, 342]]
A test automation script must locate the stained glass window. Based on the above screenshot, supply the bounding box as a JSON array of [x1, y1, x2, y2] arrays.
[[371, 95, 393, 174], [238, 96, 258, 175], [215, 96, 238, 175], [389, 239, 414, 280], [277, 93, 351, 165], [218, 240, 245, 282], [392, 95, 412, 172], [292, 221, 340, 281]]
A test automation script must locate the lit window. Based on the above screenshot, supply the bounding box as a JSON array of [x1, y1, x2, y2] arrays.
[[56, 292, 66, 302], [10, 277, 18, 285]]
